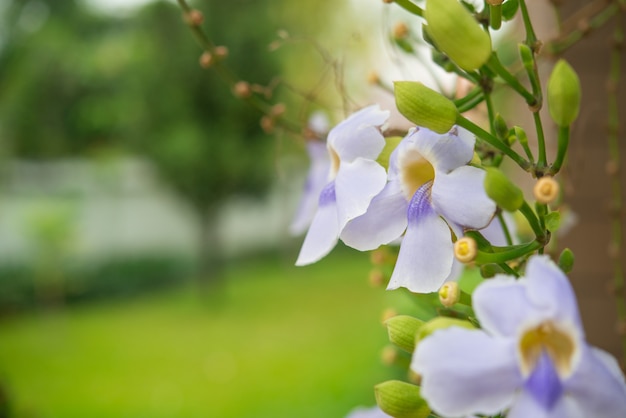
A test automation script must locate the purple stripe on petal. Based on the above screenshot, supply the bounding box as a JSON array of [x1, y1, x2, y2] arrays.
[[407, 181, 434, 222], [524, 351, 564, 411], [319, 181, 336, 206]]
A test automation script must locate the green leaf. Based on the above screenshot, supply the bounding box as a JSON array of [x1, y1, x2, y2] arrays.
[[502, 0, 519, 21], [544, 211, 562, 232]]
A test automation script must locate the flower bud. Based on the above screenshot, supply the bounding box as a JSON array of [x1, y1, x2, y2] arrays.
[[369, 269, 386, 287], [186, 9, 204, 26], [199, 51, 213, 69], [547, 59, 581, 127], [558, 247, 574, 273], [416, 317, 475, 345], [394, 81, 458, 134], [484, 167, 524, 212], [494, 113, 508, 140], [439, 282, 461, 307], [454, 237, 477, 264], [260, 116, 274, 133], [214, 45, 229, 59], [480, 263, 506, 278], [424, 0, 492, 71], [385, 315, 424, 353], [233, 81, 252, 98], [533, 176, 559, 204], [393, 22, 409, 39], [374, 380, 430, 418]]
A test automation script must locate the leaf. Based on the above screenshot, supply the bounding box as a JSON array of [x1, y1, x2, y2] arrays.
[[545, 211, 562, 232], [502, 0, 520, 21]]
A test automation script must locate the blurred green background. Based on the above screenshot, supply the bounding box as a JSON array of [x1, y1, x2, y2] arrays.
[[0, 0, 401, 416]]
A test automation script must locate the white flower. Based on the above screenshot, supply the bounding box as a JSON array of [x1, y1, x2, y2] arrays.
[[296, 105, 389, 266], [345, 405, 391, 418], [412, 255, 626, 418], [341, 126, 495, 292]]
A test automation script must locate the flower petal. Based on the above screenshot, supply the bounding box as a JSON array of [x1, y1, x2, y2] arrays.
[[345, 406, 391, 418], [328, 105, 389, 162], [410, 126, 475, 173], [340, 180, 408, 251], [290, 141, 331, 235], [412, 327, 521, 417], [563, 346, 626, 418], [525, 255, 584, 332], [335, 158, 388, 232], [507, 390, 580, 418], [431, 166, 496, 229], [295, 182, 339, 266], [387, 185, 453, 293], [473, 275, 542, 337]]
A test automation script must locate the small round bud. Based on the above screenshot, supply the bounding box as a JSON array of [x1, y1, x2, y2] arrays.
[[381, 308, 398, 324], [199, 51, 213, 69], [382, 0, 394, 3], [394, 81, 458, 134], [533, 176, 559, 204], [381, 345, 398, 366], [186, 9, 204, 26], [393, 22, 409, 39], [547, 59, 581, 127], [606, 160, 620, 176], [369, 269, 385, 287], [454, 237, 477, 263], [367, 71, 380, 85], [270, 103, 286, 117], [260, 116, 274, 133], [558, 247, 575, 273], [425, 0, 492, 71], [233, 81, 252, 98], [370, 248, 386, 265], [214, 45, 229, 59], [438, 282, 460, 307]]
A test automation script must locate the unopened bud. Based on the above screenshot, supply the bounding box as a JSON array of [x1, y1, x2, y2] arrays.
[[454, 237, 477, 263], [381, 308, 398, 324], [186, 9, 204, 26], [484, 167, 524, 211], [271, 103, 286, 116], [558, 248, 574, 273], [214, 45, 229, 59], [424, 0, 492, 71], [547, 59, 581, 127], [394, 81, 458, 134], [480, 263, 505, 278], [438, 282, 461, 307], [381, 345, 399, 366], [533, 176, 559, 204], [382, 0, 394, 3], [494, 113, 509, 140], [260, 116, 274, 133], [393, 22, 409, 39], [199, 51, 213, 69], [367, 71, 380, 85], [369, 269, 386, 287], [375, 380, 430, 418], [233, 81, 252, 98], [385, 315, 424, 353]]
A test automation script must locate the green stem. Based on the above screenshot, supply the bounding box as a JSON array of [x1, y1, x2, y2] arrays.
[[453, 86, 483, 108], [486, 54, 537, 107], [497, 212, 514, 246], [518, 0, 539, 48], [456, 115, 531, 171], [498, 262, 519, 277], [391, 0, 424, 17], [533, 111, 548, 170], [519, 201, 546, 241], [484, 92, 497, 136], [550, 125, 570, 175], [456, 92, 485, 113], [475, 240, 542, 264], [490, 5, 502, 31]]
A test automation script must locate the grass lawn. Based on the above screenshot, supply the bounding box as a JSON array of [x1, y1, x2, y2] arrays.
[[0, 248, 406, 418]]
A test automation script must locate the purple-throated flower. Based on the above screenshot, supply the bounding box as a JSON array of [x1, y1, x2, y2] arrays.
[[340, 126, 495, 292], [296, 105, 389, 266], [412, 255, 626, 418]]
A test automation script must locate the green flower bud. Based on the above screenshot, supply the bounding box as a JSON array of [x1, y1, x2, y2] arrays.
[[480, 263, 506, 278], [385, 315, 424, 353], [547, 60, 581, 127], [416, 317, 475, 345], [558, 248, 574, 273], [394, 81, 458, 133], [494, 113, 509, 140], [424, 0, 492, 71], [484, 167, 524, 212], [375, 380, 430, 418]]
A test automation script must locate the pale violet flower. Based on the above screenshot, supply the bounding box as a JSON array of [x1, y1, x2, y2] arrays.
[[345, 405, 391, 418], [412, 255, 626, 418], [341, 126, 495, 292], [296, 105, 390, 265]]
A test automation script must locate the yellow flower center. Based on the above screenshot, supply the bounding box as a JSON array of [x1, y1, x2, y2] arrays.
[[518, 321, 577, 378], [329, 146, 341, 179], [453, 237, 477, 263], [398, 148, 435, 200]]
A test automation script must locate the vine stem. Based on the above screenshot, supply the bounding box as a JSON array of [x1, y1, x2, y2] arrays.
[[606, 8, 626, 369]]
